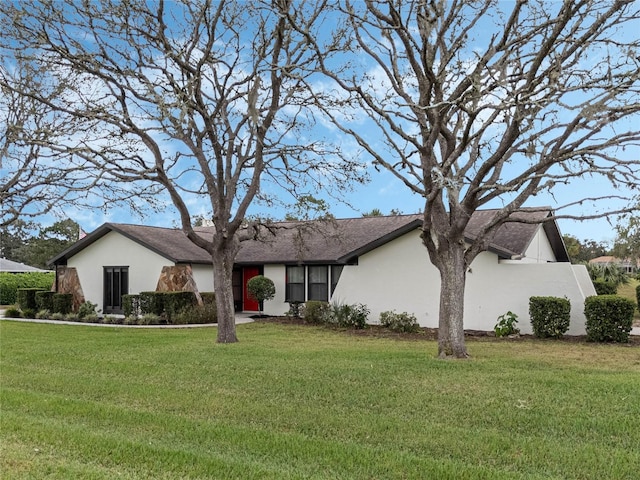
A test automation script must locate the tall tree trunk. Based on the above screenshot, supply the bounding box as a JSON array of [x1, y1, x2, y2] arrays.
[[436, 244, 469, 358], [211, 242, 238, 344], [422, 222, 469, 358]]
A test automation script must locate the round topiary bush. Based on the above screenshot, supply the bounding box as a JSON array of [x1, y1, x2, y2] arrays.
[[247, 275, 276, 314]]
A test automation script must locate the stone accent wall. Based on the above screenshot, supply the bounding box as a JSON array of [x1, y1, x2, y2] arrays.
[[156, 265, 203, 305], [54, 266, 86, 311]]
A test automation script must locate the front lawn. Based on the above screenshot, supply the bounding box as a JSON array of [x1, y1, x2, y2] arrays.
[[1, 320, 639, 479], [617, 278, 640, 326]]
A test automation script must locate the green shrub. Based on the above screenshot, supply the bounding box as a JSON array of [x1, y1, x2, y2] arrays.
[[636, 284, 640, 310], [51, 312, 65, 321], [16, 288, 45, 311], [380, 310, 421, 333], [35, 291, 55, 311], [35, 309, 51, 319], [529, 297, 571, 338], [52, 293, 73, 314], [123, 294, 140, 317], [136, 291, 197, 323], [493, 311, 520, 337], [287, 301, 302, 318], [83, 314, 99, 323], [584, 295, 635, 343], [330, 302, 369, 329], [21, 308, 36, 319], [139, 291, 165, 317], [78, 301, 98, 318], [4, 306, 21, 318], [200, 292, 216, 305], [593, 279, 617, 295], [304, 301, 331, 324], [64, 313, 80, 322], [140, 314, 162, 325], [0, 272, 55, 305], [247, 275, 276, 312], [163, 291, 197, 323], [173, 302, 217, 325], [102, 315, 119, 324]]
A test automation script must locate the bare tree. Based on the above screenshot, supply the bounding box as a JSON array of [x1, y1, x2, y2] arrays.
[[306, 0, 640, 357], [612, 205, 640, 269], [0, 61, 149, 227], [1, 0, 363, 342]]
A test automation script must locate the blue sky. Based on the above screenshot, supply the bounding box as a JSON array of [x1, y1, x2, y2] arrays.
[[7, 1, 638, 247]]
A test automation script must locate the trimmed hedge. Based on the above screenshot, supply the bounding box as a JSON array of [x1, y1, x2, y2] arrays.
[[584, 295, 635, 343], [636, 284, 640, 309], [35, 291, 55, 311], [138, 291, 197, 323], [139, 291, 165, 317], [16, 288, 45, 311], [123, 294, 141, 317], [53, 293, 73, 314], [0, 272, 55, 305], [163, 291, 197, 321], [200, 292, 216, 305], [593, 279, 617, 295], [529, 296, 571, 338]]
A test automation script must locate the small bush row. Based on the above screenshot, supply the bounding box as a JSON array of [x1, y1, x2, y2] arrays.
[[493, 295, 635, 343], [122, 291, 217, 325], [12, 289, 73, 315], [302, 300, 370, 329], [300, 301, 421, 333], [5, 292, 217, 326]]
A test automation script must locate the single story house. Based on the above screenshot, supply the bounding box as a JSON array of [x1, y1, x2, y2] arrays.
[[589, 256, 639, 274], [49, 208, 595, 334]]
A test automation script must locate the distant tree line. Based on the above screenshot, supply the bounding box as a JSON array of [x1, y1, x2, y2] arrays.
[[0, 219, 80, 269]]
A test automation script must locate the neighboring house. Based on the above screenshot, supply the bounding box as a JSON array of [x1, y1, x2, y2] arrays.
[[589, 256, 639, 274], [0, 258, 49, 273], [49, 208, 595, 335]]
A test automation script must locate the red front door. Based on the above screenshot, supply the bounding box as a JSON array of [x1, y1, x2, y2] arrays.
[[242, 267, 260, 311]]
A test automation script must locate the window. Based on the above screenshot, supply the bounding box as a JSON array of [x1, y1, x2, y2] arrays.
[[286, 265, 343, 302], [308, 265, 328, 301], [104, 266, 128, 314], [285, 265, 305, 302]]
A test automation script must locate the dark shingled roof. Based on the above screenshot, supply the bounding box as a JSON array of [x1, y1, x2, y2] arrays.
[[49, 208, 568, 266]]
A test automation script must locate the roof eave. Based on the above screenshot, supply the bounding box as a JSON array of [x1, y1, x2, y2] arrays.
[[336, 219, 423, 264], [48, 223, 182, 266]]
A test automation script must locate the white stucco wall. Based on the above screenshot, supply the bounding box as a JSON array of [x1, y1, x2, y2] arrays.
[[331, 230, 440, 325], [66, 231, 173, 310], [465, 253, 591, 335], [521, 226, 557, 263], [331, 229, 590, 335], [263, 264, 287, 315], [191, 264, 215, 293]]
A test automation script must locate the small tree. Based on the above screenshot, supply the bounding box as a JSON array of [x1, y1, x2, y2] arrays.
[[246, 275, 276, 317]]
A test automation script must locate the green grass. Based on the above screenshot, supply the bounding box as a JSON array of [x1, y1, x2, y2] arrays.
[[617, 278, 640, 325], [1, 321, 639, 479]]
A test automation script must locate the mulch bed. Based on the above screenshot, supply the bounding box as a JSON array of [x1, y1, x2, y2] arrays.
[[254, 316, 640, 346]]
